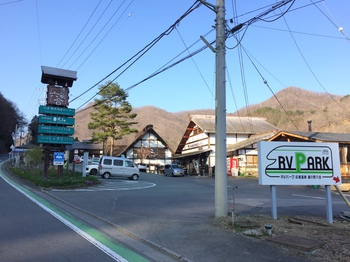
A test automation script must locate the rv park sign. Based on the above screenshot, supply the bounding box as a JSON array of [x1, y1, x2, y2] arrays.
[[258, 141, 342, 223], [258, 141, 342, 186]]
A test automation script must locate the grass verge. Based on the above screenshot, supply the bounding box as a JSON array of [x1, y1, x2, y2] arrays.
[[8, 165, 100, 189]]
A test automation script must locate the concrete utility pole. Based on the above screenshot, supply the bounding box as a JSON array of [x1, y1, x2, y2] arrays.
[[214, 0, 227, 217], [201, 0, 227, 217]]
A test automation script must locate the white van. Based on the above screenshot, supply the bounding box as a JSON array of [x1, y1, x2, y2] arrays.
[[98, 156, 140, 180]]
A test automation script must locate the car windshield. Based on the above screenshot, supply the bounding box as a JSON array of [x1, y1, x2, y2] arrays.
[[91, 158, 100, 164], [171, 164, 180, 168]]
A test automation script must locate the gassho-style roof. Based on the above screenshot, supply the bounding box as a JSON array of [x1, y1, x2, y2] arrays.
[[190, 115, 278, 134], [120, 125, 174, 155], [175, 115, 278, 154]]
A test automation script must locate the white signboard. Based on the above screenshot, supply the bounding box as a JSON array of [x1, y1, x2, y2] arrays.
[[258, 141, 342, 186]]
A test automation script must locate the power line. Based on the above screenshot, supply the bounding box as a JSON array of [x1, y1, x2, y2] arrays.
[[251, 25, 346, 40], [175, 26, 213, 97], [282, 15, 350, 114], [67, 0, 131, 69], [0, 0, 22, 6], [61, 0, 115, 68], [239, 45, 301, 134], [56, 0, 103, 68], [72, 1, 203, 110], [75, 0, 296, 112], [75, 0, 136, 71]]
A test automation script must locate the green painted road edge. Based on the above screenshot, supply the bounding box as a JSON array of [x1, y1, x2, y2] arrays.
[[0, 161, 149, 262]]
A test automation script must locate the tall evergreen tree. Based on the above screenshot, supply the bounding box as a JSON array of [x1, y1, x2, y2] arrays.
[[0, 92, 26, 153], [88, 81, 138, 155], [28, 115, 39, 145]]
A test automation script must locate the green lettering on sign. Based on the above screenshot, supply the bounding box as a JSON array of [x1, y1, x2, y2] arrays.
[[295, 152, 306, 173]]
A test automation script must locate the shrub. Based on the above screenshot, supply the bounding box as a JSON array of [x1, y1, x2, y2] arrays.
[[9, 165, 99, 189]]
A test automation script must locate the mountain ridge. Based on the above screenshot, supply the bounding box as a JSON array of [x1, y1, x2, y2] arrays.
[[74, 86, 350, 152]]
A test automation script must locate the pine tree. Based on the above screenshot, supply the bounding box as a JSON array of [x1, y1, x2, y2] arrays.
[[28, 115, 39, 145], [88, 81, 138, 155]]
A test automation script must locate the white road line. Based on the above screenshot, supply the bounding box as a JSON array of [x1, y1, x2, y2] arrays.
[[292, 194, 326, 200]]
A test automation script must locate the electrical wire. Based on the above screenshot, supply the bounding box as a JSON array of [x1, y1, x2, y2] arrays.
[[74, 0, 303, 115], [314, 0, 350, 42], [175, 27, 213, 97], [0, 0, 22, 6], [250, 25, 347, 40], [75, 38, 211, 113], [242, 48, 302, 134], [229, 0, 250, 132], [75, 0, 136, 71], [238, 46, 323, 111], [73, 1, 202, 110], [56, 0, 103, 68], [67, 0, 132, 69], [61, 0, 115, 68], [282, 15, 350, 114]]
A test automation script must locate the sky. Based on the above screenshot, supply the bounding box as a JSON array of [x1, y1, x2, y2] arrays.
[[1, 0, 349, 126]]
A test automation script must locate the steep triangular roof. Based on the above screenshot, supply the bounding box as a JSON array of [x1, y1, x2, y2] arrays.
[[120, 125, 174, 155]]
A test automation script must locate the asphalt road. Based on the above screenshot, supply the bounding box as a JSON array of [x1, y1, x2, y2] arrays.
[[2, 160, 349, 262], [0, 166, 124, 261], [47, 169, 349, 261], [60, 164, 349, 219]]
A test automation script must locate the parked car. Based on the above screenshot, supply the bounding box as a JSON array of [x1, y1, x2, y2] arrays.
[[86, 163, 98, 175], [164, 164, 184, 177], [137, 163, 147, 172], [90, 157, 100, 164], [98, 156, 139, 180]]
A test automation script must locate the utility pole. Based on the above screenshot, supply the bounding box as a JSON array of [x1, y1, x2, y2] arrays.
[[200, 0, 227, 217], [201, 0, 293, 217], [214, 0, 227, 217]]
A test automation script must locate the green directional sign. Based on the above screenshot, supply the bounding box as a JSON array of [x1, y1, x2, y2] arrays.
[[37, 135, 74, 144], [39, 105, 75, 116], [38, 115, 75, 126], [38, 125, 74, 135]]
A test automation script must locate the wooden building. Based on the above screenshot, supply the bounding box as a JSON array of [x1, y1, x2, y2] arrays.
[[268, 131, 350, 182], [120, 125, 174, 173], [173, 115, 278, 176]]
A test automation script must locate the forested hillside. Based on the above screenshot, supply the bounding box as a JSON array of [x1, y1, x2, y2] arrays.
[[74, 86, 350, 152], [233, 86, 350, 132], [74, 104, 214, 152]]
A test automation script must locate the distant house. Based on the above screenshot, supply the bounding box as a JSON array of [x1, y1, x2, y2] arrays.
[[173, 115, 278, 176], [120, 125, 174, 173], [66, 140, 103, 162]]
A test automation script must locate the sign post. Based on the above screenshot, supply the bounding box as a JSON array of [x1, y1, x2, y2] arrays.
[[38, 66, 77, 178], [258, 141, 342, 223], [53, 152, 65, 166]]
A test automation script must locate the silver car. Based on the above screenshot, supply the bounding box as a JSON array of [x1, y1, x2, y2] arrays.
[[164, 164, 184, 177]]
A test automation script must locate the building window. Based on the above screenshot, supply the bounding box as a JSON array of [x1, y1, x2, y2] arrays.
[[246, 155, 258, 166]]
